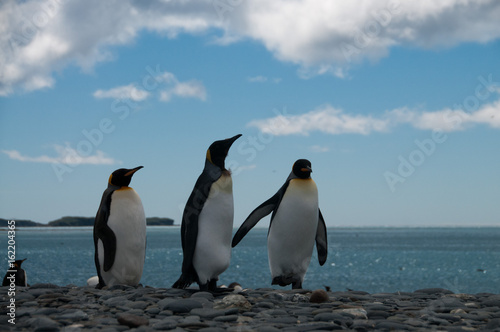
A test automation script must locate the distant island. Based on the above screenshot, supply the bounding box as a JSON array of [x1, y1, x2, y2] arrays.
[[0, 216, 175, 227]]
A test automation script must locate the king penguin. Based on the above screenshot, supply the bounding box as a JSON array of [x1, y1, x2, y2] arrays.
[[173, 134, 242, 291], [93, 166, 146, 289], [2, 258, 28, 287], [232, 159, 328, 289]]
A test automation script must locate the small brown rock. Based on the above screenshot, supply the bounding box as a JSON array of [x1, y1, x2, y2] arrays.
[[117, 313, 149, 328], [310, 289, 330, 303]]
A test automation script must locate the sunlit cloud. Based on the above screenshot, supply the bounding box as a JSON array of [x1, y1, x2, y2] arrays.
[[2, 144, 120, 165], [249, 98, 500, 136], [2, 1, 499, 95], [93, 84, 150, 101]]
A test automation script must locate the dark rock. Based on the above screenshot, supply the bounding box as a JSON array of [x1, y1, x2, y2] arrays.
[[152, 318, 177, 330], [30, 283, 61, 289], [376, 320, 410, 330], [486, 318, 500, 330], [177, 322, 210, 329], [190, 308, 226, 319], [102, 295, 129, 307], [367, 310, 390, 319], [33, 307, 62, 315], [287, 322, 344, 331], [16, 292, 36, 301], [157, 298, 176, 310], [128, 301, 149, 310], [269, 316, 298, 324], [117, 313, 149, 328], [191, 291, 214, 301], [28, 317, 60, 332], [268, 309, 288, 316], [414, 288, 454, 295], [428, 297, 465, 313], [255, 301, 275, 309], [213, 314, 239, 322], [107, 284, 134, 291], [482, 298, 500, 307], [164, 299, 203, 313], [56, 310, 89, 321], [314, 312, 346, 324], [198, 328, 227, 332]]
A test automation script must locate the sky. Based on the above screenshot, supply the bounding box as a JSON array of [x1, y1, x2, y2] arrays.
[[1, 0, 499, 227]]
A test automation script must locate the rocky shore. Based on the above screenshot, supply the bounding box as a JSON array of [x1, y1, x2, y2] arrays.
[[2, 283, 500, 331]]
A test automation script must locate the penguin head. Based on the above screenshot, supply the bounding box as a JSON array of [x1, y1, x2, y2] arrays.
[[108, 166, 143, 187], [292, 159, 312, 179], [14, 258, 27, 269], [206, 134, 242, 169]]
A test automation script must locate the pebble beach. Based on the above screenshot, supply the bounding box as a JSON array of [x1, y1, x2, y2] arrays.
[[2, 283, 500, 331]]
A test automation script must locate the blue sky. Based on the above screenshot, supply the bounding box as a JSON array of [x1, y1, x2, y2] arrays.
[[1, 0, 499, 227]]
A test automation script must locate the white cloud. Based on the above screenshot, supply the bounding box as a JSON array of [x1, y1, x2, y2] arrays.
[[249, 104, 391, 136], [2, 144, 120, 165], [248, 76, 268, 83], [1, 0, 500, 94], [92, 72, 206, 103], [158, 77, 207, 102], [247, 76, 282, 83], [310, 145, 330, 153], [248, 98, 500, 136], [93, 84, 150, 101]]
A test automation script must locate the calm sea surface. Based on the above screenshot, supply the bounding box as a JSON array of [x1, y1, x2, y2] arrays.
[[3, 227, 499, 294]]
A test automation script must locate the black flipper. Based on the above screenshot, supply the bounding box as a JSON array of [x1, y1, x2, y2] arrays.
[[172, 161, 221, 289], [93, 187, 117, 287], [232, 180, 290, 247], [315, 209, 328, 266]]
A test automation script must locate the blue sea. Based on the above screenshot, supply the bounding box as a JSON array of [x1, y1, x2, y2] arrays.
[[3, 227, 500, 294]]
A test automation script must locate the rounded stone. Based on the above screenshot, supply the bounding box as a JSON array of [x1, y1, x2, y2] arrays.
[[164, 299, 203, 314], [117, 313, 149, 328]]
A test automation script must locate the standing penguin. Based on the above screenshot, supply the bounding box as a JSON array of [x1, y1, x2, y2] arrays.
[[2, 258, 27, 287], [232, 159, 328, 289], [173, 134, 242, 291], [93, 166, 146, 289]]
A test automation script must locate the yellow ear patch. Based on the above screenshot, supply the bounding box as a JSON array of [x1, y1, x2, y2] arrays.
[[206, 149, 213, 164], [108, 174, 113, 185]]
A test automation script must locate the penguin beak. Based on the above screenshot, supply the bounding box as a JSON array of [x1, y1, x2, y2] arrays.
[[227, 134, 242, 145], [223, 134, 242, 153], [124, 166, 144, 177], [301, 166, 312, 173]]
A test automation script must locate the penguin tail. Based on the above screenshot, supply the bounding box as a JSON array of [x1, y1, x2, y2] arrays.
[[172, 274, 194, 289]]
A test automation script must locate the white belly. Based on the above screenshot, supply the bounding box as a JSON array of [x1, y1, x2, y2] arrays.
[[193, 174, 234, 284], [268, 179, 319, 282], [99, 188, 146, 286]]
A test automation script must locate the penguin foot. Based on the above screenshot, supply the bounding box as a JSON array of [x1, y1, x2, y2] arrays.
[[199, 279, 218, 292], [172, 274, 194, 289], [272, 275, 303, 289]]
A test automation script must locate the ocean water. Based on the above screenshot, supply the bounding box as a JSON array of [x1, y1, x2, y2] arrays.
[[3, 227, 500, 294]]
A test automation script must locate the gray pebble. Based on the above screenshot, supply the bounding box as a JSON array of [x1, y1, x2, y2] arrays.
[[152, 318, 177, 330], [414, 288, 454, 295], [191, 291, 214, 301], [190, 308, 226, 319], [268, 316, 298, 324], [56, 309, 89, 321], [117, 313, 149, 328], [213, 314, 239, 322], [164, 299, 203, 313], [4, 285, 499, 332], [128, 300, 149, 310], [28, 316, 60, 332]]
